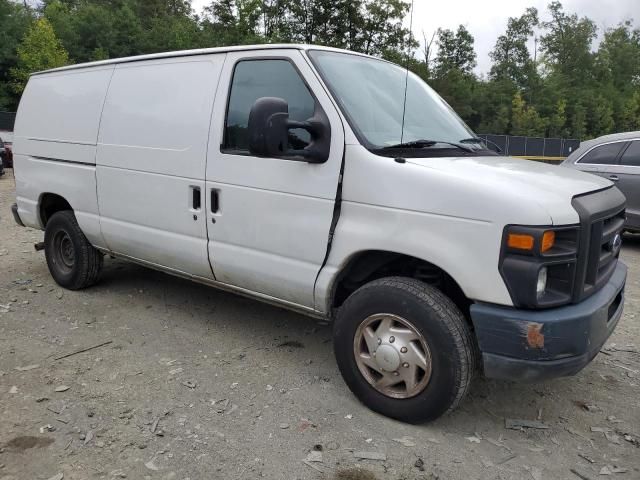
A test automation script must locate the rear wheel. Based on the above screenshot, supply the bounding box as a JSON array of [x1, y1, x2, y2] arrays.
[[44, 210, 103, 289], [333, 277, 476, 423]]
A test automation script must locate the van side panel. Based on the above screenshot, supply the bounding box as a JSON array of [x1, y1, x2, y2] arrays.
[[13, 67, 114, 149], [13, 67, 114, 247], [96, 58, 218, 179], [14, 159, 102, 239], [96, 56, 224, 278]]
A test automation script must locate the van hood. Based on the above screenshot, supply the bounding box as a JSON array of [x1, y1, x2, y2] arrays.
[[405, 155, 613, 224]]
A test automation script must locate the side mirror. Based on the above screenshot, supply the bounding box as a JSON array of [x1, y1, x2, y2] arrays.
[[248, 97, 331, 163]]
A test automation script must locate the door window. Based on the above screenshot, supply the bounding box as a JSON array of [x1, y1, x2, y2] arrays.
[[223, 59, 316, 153], [578, 142, 626, 165], [620, 141, 640, 167]]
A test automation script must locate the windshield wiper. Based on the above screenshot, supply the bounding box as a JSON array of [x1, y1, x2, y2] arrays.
[[460, 136, 503, 153], [382, 139, 474, 152]]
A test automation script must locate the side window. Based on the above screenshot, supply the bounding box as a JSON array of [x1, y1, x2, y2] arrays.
[[223, 59, 316, 153], [620, 141, 640, 167], [578, 142, 626, 165]]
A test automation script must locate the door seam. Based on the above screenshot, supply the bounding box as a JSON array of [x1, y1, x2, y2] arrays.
[[94, 66, 116, 250], [204, 54, 229, 281]]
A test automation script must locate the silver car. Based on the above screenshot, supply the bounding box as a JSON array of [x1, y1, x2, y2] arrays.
[[562, 131, 640, 232]]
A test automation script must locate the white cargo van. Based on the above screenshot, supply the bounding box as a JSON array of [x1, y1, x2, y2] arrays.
[[11, 45, 627, 422]]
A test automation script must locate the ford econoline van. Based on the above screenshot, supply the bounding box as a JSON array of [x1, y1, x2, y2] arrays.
[[11, 45, 627, 422]]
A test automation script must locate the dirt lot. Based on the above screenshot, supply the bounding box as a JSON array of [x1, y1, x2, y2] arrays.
[[0, 168, 639, 480]]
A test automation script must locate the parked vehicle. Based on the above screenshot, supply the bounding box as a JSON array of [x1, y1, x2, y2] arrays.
[[561, 131, 640, 232], [11, 45, 627, 422], [4, 143, 13, 168], [0, 138, 5, 176]]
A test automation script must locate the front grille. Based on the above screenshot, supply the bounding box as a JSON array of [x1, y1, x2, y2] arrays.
[[583, 209, 624, 296], [572, 187, 626, 302]]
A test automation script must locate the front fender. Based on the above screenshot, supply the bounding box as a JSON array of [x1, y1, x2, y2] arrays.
[[314, 200, 513, 313]]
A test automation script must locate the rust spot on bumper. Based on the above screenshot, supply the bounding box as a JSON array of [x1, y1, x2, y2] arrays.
[[526, 323, 545, 349]]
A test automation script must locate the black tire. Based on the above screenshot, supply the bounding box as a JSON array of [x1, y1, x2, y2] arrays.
[[44, 210, 103, 290], [333, 277, 477, 423]]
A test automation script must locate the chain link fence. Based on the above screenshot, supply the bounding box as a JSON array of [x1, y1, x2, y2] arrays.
[[0, 111, 16, 132], [478, 134, 580, 161]]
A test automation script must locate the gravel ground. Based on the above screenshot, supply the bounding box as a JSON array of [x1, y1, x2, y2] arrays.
[[1, 168, 639, 480]]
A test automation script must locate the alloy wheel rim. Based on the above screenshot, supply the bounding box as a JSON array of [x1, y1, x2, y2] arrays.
[[353, 313, 432, 399]]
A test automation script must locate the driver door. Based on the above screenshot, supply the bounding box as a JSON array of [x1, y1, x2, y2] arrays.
[[205, 50, 345, 309]]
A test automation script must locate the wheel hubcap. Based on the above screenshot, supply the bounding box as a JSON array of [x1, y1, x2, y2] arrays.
[[52, 230, 75, 273], [60, 236, 74, 267], [375, 344, 400, 371], [353, 313, 432, 399]]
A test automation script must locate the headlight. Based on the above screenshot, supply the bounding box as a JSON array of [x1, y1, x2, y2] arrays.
[[500, 225, 579, 308]]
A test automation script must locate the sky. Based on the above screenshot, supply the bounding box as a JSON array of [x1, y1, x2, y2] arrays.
[[190, 0, 639, 75]]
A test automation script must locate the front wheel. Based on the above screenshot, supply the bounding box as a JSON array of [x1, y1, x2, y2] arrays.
[[333, 277, 476, 423], [44, 210, 103, 290]]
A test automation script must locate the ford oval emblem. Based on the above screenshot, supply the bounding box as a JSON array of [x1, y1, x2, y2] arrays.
[[611, 233, 622, 253]]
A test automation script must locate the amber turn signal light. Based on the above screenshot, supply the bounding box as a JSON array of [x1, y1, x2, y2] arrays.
[[507, 233, 535, 251], [541, 230, 556, 252]]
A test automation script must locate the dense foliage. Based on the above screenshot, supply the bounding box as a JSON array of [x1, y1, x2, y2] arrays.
[[0, 0, 638, 139]]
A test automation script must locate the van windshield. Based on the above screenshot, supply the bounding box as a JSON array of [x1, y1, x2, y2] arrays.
[[308, 50, 478, 152]]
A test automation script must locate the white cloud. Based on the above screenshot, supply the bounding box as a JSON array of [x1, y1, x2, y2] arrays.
[[190, 0, 639, 74]]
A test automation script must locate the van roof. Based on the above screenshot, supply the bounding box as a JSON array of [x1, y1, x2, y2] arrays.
[[33, 44, 376, 75]]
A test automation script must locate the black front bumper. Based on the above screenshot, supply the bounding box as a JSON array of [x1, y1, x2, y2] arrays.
[[470, 261, 626, 382]]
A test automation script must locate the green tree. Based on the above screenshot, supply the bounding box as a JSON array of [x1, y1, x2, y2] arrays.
[[540, 1, 596, 86], [621, 91, 640, 131], [1, 0, 638, 140], [570, 104, 588, 139], [473, 78, 515, 134], [136, 0, 193, 18], [428, 25, 477, 125], [511, 92, 546, 136], [10, 18, 69, 95], [547, 98, 567, 137], [433, 25, 476, 76], [357, 0, 413, 56], [45, 0, 144, 62], [597, 21, 640, 91], [0, 0, 32, 109], [489, 8, 538, 90], [587, 95, 615, 136], [201, 0, 263, 46]]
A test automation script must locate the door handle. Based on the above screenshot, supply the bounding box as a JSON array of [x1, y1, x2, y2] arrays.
[[191, 186, 201, 210], [211, 189, 220, 213], [609, 175, 619, 182]]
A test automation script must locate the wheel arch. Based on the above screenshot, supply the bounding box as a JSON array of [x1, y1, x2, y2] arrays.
[[327, 249, 471, 318], [38, 192, 73, 228]]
